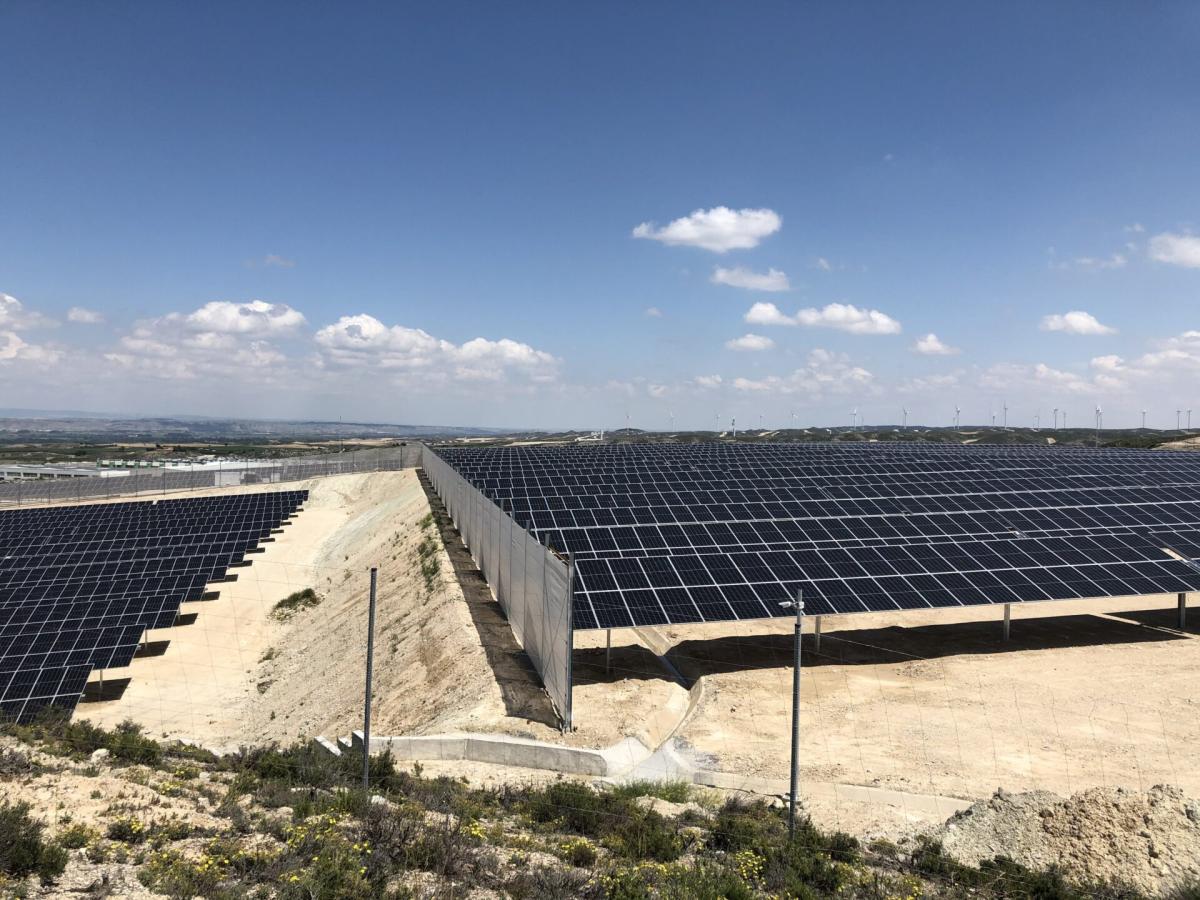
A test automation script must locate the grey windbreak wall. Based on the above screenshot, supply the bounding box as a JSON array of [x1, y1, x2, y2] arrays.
[[422, 445, 574, 729]]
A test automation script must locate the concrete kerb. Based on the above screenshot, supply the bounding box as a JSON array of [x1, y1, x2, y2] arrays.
[[330, 729, 651, 778], [312, 729, 973, 816]]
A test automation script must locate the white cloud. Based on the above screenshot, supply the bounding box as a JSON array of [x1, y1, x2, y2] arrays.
[[185, 300, 306, 335], [644, 306, 663, 318], [0, 330, 61, 365], [725, 333, 775, 352], [711, 266, 790, 292], [693, 374, 723, 389], [0, 293, 55, 330], [98, 299, 304, 381], [1040, 310, 1117, 336], [67, 306, 105, 324], [632, 206, 781, 253], [744, 301, 901, 334], [980, 362, 1097, 395], [912, 333, 960, 355], [899, 371, 963, 394], [731, 349, 873, 395], [1125, 223, 1145, 234], [795, 302, 901, 335], [1149, 232, 1200, 268], [744, 301, 798, 327], [812, 257, 833, 272], [314, 313, 559, 382]]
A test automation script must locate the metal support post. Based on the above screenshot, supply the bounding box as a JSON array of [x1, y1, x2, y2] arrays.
[[1003, 603, 1011, 641], [362, 567, 378, 791], [605, 629, 612, 677], [780, 589, 804, 840], [1179, 593, 1187, 630], [814, 615, 822, 654]]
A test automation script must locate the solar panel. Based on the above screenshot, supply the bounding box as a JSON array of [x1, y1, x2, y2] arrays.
[[0, 489, 307, 722], [432, 443, 1200, 631]]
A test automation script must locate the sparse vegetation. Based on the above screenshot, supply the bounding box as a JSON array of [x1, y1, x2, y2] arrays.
[[0, 718, 1173, 898], [415, 512, 442, 596], [0, 800, 68, 885], [270, 587, 322, 620]]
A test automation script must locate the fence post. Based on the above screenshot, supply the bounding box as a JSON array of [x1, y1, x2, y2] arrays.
[[363, 567, 378, 791], [564, 551, 575, 731]]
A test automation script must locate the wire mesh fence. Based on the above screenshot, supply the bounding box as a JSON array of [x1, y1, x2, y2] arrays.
[[421, 444, 575, 729], [0, 443, 423, 506]]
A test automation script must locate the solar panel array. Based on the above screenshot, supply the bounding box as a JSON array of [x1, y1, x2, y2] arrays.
[[433, 443, 1200, 630], [0, 490, 306, 722]]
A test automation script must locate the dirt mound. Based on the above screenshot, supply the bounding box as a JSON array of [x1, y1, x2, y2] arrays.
[[936, 784, 1200, 895]]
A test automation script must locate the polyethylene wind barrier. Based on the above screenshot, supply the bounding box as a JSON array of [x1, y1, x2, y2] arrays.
[[422, 445, 574, 729], [0, 444, 424, 506]]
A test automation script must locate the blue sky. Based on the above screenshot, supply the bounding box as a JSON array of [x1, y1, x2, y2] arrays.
[[2, 2, 1200, 429]]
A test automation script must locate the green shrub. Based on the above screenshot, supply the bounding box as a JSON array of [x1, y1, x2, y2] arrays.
[[558, 836, 597, 867], [603, 809, 684, 862], [56, 822, 97, 849], [524, 780, 612, 836], [107, 816, 148, 844], [4, 712, 163, 767], [709, 797, 784, 853], [109, 719, 161, 765], [0, 800, 68, 883], [505, 864, 593, 898], [609, 780, 691, 804], [0, 747, 36, 777], [658, 861, 755, 900], [271, 588, 322, 620]]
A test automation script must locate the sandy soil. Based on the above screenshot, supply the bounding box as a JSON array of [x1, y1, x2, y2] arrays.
[[80, 471, 512, 749], [625, 594, 1200, 836]]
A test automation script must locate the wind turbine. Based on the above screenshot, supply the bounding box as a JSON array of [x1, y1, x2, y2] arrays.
[[1053, 407, 1059, 430], [1003, 400, 1008, 430], [791, 411, 797, 431], [851, 408, 858, 431], [902, 407, 908, 429], [1034, 413, 1040, 431], [954, 405, 960, 429], [669, 410, 675, 432], [1062, 409, 1067, 429], [1189, 409, 1193, 431], [1141, 409, 1147, 430], [1095, 405, 1102, 447], [1177, 409, 1182, 431]]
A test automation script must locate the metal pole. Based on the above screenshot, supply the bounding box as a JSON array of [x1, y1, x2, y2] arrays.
[[1003, 603, 1011, 641], [787, 590, 804, 839], [814, 615, 822, 654], [1179, 593, 1187, 630], [363, 567, 378, 791], [605, 629, 612, 677]]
